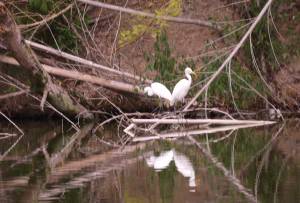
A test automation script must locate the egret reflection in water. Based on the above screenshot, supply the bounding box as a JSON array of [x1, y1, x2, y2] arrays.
[[146, 150, 173, 171], [146, 148, 197, 192]]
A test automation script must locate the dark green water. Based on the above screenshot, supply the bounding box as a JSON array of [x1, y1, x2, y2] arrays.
[[0, 119, 299, 203]]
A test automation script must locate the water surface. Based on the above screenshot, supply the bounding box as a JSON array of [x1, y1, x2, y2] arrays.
[[0, 119, 299, 203]]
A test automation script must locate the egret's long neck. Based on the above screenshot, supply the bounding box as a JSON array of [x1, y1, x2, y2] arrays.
[[186, 72, 192, 84]]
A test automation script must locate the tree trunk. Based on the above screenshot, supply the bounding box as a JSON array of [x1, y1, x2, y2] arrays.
[[0, 2, 93, 119]]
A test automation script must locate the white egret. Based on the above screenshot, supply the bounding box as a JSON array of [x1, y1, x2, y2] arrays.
[[170, 67, 196, 115], [141, 82, 172, 113]]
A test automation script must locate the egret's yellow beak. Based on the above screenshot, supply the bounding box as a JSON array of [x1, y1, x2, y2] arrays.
[[191, 71, 196, 76]]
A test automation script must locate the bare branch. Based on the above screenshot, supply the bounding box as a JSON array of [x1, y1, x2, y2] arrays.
[[88, 12, 115, 24], [0, 90, 28, 100], [184, 0, 274, 111], [131, 118, 276, 125], [18, 3, 74, 29], [0, 111, 23, 134], [25, 40, 152, 84], [77, 0, 223, 31], [40, 90, 48, 112], [0, 55, 144, 94], [62, 14, 91, 60], [1, 73, 30, 89]]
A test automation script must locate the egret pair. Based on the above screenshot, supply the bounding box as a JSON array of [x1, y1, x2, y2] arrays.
[[141, 67, 196, 114]]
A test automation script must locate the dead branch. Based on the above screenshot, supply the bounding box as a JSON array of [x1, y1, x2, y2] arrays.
[[1, 73, 30, 89], [131, 118, 276, 125], [93, 112, 156, 132], [0, 111, 23, 134], [0, 133, 16, 139], [18, 3, 74, 29], [0, 55, 144, 94], [130, 122, 274, 141], [77, 0, 223, 31], [40, 90, 48, 112], [0, 2, 93, 119], [88, 12, 115, 24], [184, 0, 274, 111], [0, 90, 28, 100], [0, 75, 81, 131], [62, 14, 92, 60], [25, 40, 153, 84]]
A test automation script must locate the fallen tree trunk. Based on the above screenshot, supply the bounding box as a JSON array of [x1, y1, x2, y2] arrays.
[[0, 55, 144, 94], [25, 40, 153, 84], [0, 2, 93, 119]]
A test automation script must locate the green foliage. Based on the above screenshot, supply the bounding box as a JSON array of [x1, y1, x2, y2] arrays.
[[201, 0, 300, 109], [5, 65, 27, 79], [201, 50, 262, 109], [144, 28, 261, 109], [119, 0, 182, 47], [3, 65, 30, 94], [144, 29, 195, 91], [223, 0, 300, 72], [13, 0, 88, 53]]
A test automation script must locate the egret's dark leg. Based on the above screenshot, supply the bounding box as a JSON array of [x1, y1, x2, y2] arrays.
[[181, 99, 184, 118], [158, 98, 163, 114], [174, 104, 176, 116]]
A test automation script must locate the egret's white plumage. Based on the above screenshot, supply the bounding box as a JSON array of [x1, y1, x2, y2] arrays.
[[170, 67, 196, 107], [142, 82, 172, 113], [143, 82, 172, 101]]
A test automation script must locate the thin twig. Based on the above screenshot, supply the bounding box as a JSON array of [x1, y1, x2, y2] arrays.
[[19, 3, 74, 29], [40, 90, 48, 112], [0, 90, 28, 100], [62, 14, 91, 60]]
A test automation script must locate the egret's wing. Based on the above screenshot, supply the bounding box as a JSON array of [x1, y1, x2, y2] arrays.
[[151, 82, 172, 101], [170, 79, 188, 106]]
